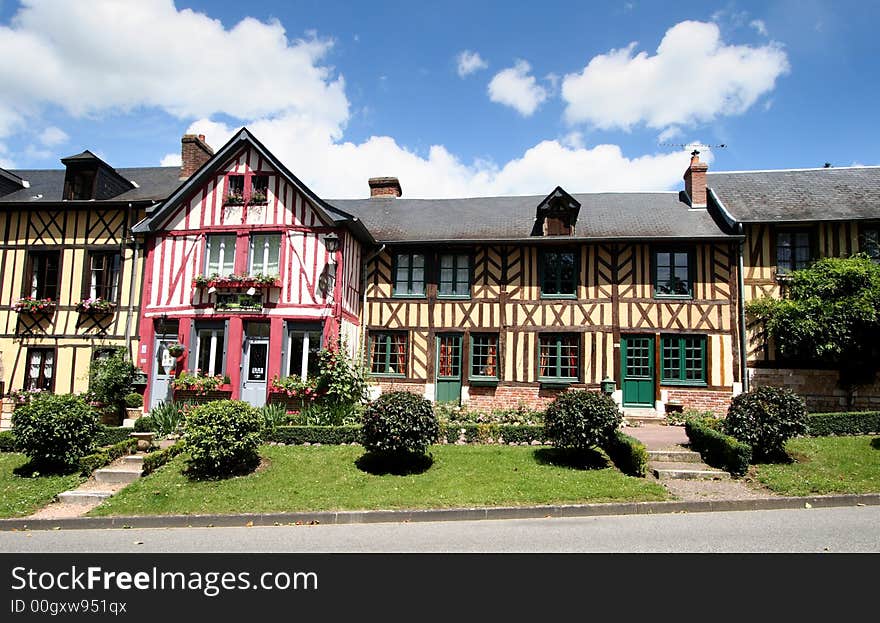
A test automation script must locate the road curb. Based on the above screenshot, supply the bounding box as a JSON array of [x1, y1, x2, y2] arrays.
[[2, 493, 879, 531]]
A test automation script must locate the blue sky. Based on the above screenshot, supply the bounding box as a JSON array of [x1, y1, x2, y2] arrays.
[[0, 0, 877, 198]]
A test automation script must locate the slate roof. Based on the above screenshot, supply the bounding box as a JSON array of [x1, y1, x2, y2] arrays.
[[330, 191, 736, 243], [708, 166, 880, 223], [0, 166, 182, 203]]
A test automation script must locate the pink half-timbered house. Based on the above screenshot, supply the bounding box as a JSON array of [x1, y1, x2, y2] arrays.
[[132, 129, 373, 409]]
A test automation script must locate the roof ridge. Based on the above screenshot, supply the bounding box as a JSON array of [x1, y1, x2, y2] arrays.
[[710, 165, 880, 175]]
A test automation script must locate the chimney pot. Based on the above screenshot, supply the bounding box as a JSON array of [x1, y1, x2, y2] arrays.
[[368, 176, 402, 198], [683, 151, 708, 208]]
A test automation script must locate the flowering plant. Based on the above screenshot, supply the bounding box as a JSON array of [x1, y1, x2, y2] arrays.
[[192, 273, 279, 288], [249, 190, 268, 204], [171, 370, 230, 394], [76, 297, 116, 313], [224, 192, 244, 206], [166, 343, 186, 357], [12, 297, 55, 313], [269, 375, 323, 401], [8, 387, 47, 406]]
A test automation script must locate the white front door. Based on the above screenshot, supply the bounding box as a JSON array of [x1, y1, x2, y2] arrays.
[[241, 337, 269, 407], [150, 336, 177, 410]]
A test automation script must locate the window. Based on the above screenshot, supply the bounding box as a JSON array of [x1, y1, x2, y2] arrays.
[[26, 251, 60, 300], [287, 326, 322, 381], [660, 335, 707, 385], [469, 334, 499, 380], [654, 249, 693, 298], [227, 175, 244, 203], [86, 251, 121, 301], [393, 253, 425, 296], [251, 175, 269, 204], [541, 250, 577, 297], [538, 334, 578, 381], [195, 324, 226, 377], [861, 227, 880, 263], [63, 170, 95, 200], [776, 230, 811, 274], [438, 253, 470, 297], [206, 235, 236, 277], [370, 332, 408, 376], [24, 348, 54, 391], [250, 234, 280, 275]]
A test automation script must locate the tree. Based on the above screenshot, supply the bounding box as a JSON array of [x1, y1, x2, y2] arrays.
[[747, 254, 880, 396]]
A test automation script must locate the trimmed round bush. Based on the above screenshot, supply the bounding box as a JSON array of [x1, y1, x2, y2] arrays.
[[124, 392, 144, 408], [184, 400, 261, 478], [544, 390, 622, 451], [133, 415, 156, 432], [11, 393, 100, 470], [724, 386, 808, 460], [361, 391, 439, 455]]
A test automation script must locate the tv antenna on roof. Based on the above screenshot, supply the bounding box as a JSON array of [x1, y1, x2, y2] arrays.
[[658, 142, 727, 150]]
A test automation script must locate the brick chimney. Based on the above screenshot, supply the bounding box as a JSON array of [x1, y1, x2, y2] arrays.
[[180, 134, 214, 180], [368, 177, 402, 198], [683, 150, 708, 208]]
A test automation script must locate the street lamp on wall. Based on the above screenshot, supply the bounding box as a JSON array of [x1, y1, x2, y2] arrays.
[[323, 233, 340, 253]]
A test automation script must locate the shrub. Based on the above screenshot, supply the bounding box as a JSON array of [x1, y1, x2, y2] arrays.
[[88, 350, 138, 417], [133, 416, 156, 432], [361, 391, 439, 455], [438, 424, 545, 445], [149, 401, 190, 436], [686, 417, 752, 477], [724, 386, 808, 460], [78, 438, 137, 476], [435, 403, 544, 426], [0, 430, 17, 452], [11, 393, 100, 470], [184, 400, 261, 478], [95, 426, 132, 446], [264, 425, 362, 445], [806, 411, 880, 436], [124, 392, 144, 408], [257, 402, 288, 433], [142, 440, 185, 475], [603, 431, 648, 477], [543, 390, 622, 452], [665, 408, 715, 427]]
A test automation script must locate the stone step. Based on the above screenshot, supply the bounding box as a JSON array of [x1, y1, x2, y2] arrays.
[[650, 461, 731, 480], [647, 449, 702, 463], [57, 490, 114, 505], [121, 455, 144, 465], [625, 415, 667, 426], [94, 467, 142, 484]]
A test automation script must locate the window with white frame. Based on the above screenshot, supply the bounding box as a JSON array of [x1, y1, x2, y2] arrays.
[[286, 326, 322, 381], [250, 234, 280, 275], [206, 235, 236, 277], [195, 325, 226, 376]]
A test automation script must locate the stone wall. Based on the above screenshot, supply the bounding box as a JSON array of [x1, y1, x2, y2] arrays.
[[0, 398, 12, 431], [749, 367, 880, 412]]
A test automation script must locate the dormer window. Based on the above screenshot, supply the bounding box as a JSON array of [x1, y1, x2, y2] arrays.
[[532, 186, 581, 237], [64, 169, 96, 200], [224, 173, 269, 206], [60, 150, 133, 201]]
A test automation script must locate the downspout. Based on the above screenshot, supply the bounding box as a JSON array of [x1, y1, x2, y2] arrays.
[[737, 230, 749, 393], [360, 243, 386, 357], [123, 203, 139, 361]]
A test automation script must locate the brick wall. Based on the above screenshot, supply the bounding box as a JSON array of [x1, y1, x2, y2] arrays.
[[376, 380, 427, 396], [750, 367, 880, 412], [665, 388, 732, 416], [466, 385, 574, 411]]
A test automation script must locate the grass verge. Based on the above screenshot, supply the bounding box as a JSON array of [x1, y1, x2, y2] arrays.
[[90, 444, 667, 516], [0, 453, 85, 518], [752, 435, 880, 496]]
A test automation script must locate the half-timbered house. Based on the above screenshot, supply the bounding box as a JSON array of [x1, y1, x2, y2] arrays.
[[132, 129, 372, 410], [335, 153, 743, 415], [706, 165, 880, 410], [0, 151, 180, 426]]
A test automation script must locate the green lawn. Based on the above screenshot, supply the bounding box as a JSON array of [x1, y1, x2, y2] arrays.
[[0, 453, 85, 518], [90, 444, 668, 516], [752, 436, 880, 496]]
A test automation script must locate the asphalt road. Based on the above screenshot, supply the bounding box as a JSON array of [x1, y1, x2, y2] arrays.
[[1, 505, 877, 553]]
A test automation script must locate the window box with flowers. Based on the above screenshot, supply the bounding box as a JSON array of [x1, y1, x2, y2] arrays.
[[249, 190, 268, 205], [224, 192, 245, 206], [12, 297, 55, 315], [268, 375, 325, 409], [192, 273, 280, 290], [171, 370, 232, 401], [76, 297, 117, 314]]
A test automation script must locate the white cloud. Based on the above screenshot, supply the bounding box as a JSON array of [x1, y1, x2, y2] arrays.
[[456, 50, 488, 77], [561, 20, 789, 130], [160, 152, 181, 167], [488, 60, 548, 117], [0, 0, 349, 137], [750, 19, 768, 36], [38, 126, 68, 146], [657, 126, 682, 143]]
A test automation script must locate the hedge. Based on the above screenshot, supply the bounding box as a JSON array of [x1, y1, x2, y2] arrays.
[[264, 425, 362, 445], [0, 430, 16, 452], [685, 418, 752, 477], [602, 430, 648, 477], [142, 441, 185, 476], [95, 426, 132, 447], [78, 438, 137, 476], [806, 412, 880, 437], [262, 424, 548, 446]]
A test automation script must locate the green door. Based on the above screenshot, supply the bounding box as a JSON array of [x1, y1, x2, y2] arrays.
[[621, 335, 655, 407], [435, 334, 463, 404]]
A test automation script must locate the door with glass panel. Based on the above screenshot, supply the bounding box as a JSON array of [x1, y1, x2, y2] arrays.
[[241, 322, 270, 407], [435, 334, 463, 404], [150, 334, 178, 410], [621, 335, 655, 407]]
